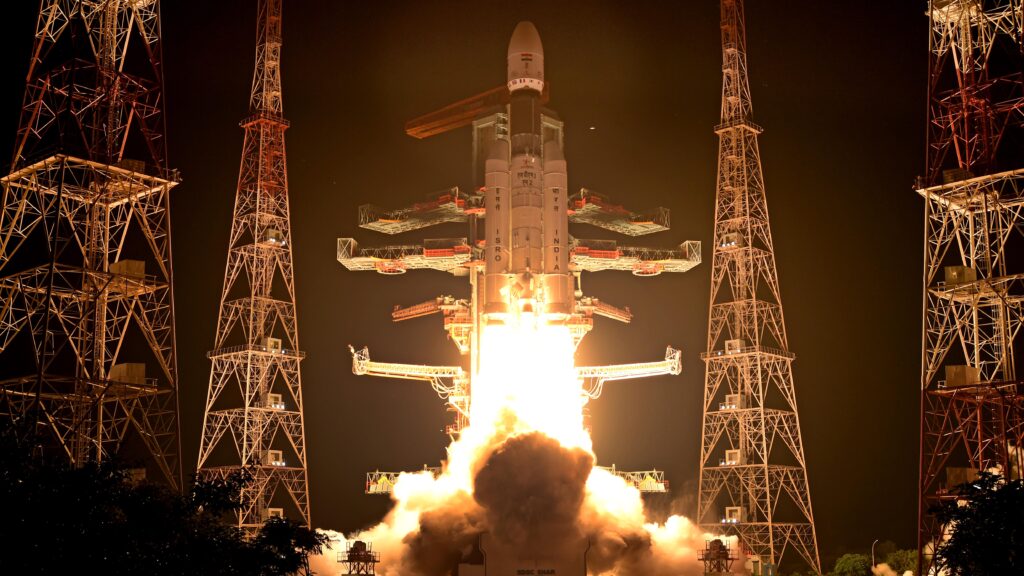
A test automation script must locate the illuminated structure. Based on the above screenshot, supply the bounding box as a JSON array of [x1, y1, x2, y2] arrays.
[[339, 22, 699, 485], [700, 539, 737, 575], [0, 0, 180, 487], [196, 0, 310, 535], [916, 1, 1024, 572], [363, 463, 667, 496], [696, 0, 820, 572], [341, 541, 380, 576]]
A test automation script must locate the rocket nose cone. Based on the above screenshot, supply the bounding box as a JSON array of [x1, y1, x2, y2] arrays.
[[508, 21, 543, 57]]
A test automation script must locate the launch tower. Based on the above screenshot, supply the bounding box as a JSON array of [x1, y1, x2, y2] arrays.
[[696, 0, 821, 572], [917, 1, 1024, 572], [338, 22, 700, 491], [196, 0, 311, 535], [0, 0, 181, 487]]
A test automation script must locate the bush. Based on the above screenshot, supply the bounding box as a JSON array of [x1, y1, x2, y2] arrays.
[[0, 425, 325, 575], [930, 471, 1024, 576]]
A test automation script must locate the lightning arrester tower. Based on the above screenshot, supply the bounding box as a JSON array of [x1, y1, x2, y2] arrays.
[[917, 1, 1024, 573], [696, 0, 821, 573], [197, 0, 310, 535], [0, 0, 181, 487]]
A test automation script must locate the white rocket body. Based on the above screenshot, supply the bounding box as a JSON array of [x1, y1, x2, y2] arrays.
[[482, 21, 573, 322], [541, 138, 572, 313]]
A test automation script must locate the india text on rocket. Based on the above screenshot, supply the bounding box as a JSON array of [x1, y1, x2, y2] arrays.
[[338, 20, 700, 491]]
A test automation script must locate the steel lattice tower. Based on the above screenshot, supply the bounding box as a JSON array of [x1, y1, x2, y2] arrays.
[[917, 2, 1024, 572], [696, 1, 820, 573], [0, 0, 181, 487], [196, 0, 310, 535]]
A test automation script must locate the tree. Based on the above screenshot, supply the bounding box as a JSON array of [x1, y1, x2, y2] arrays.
[[831, 553, 872, 576], [254, 516, 329, 575], [0, 422, 325, 575], [930, 471, 1024, 576], [882, 549, 916, 574]]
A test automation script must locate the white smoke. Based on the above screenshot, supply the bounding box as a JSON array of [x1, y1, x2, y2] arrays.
[[311, 322, 736, 576], [309, 529, 350, 575], [871, 563, 913, 576], [310, 426, 735, 576]]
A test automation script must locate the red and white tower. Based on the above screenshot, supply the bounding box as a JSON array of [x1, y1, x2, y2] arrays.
[[0, 0, 181, 487], [696, 1, 820, 573], [917, 1, 1024, 572], [196, 0, 310, 535]]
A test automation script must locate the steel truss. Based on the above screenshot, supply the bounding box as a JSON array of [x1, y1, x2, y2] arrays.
[[337, 237, 700, 277], [196, 0, 310, 536], [349, 344, 680, 403], [697, 1, 820, 573], [364, 465, 669, 495], [596, 465, 669, 493], [356, 187, 672, 238], [569, 189, 670, 236], [0, 0, 180, 487], [365, 467, 441, 495], [341, 541, 381, 575], [917, 2, 1024, 572]]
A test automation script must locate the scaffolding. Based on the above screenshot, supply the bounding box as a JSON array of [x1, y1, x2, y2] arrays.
[[352, 345, 680, 403], [696, 0, 820, 573], [356, 186, 671, 238], [365, 467, 442, 495], [571, 239, 701, 275], [597, 465, 670, 493], [196, 0, 310, 536], [337, 238, 473, 274], [0, 0, 180, 487], [569, 189, 670, 236], [341, 541, 381, 575], [916, 2, 1024, 572], [358, 188, 477, 234], [365, 465, 668, 495], [700, 538, 737, 575], [578, 347, 682, 399]]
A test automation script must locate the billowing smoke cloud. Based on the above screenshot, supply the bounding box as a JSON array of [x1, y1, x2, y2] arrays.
[[315, 325, 734, 576], [314, 427, 728, 576], [580, 469, 715, 575], [871, 563, 913, 576], [309, 530, 348, 575], [473, 432, 592, 552], [353, 475, 486, 576], [401, 491, 485, 576]]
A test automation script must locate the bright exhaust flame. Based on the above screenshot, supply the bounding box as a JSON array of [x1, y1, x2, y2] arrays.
[[317, 314, 732, 576], [472, 320, 589, 449]]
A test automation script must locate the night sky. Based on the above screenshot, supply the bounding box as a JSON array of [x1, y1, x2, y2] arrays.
[[0, 1, 927, 567]]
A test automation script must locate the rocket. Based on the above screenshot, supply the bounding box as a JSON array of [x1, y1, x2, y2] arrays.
[[482, 21, 574, 323]]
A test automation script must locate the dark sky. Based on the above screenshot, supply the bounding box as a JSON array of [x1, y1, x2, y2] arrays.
[[0, 0, 927, 567]]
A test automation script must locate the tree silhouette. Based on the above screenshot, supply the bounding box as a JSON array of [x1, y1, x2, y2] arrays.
[[0, 423, 325, 575], [831, 552, 871, 575], [931, 471, 1024, 576]]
